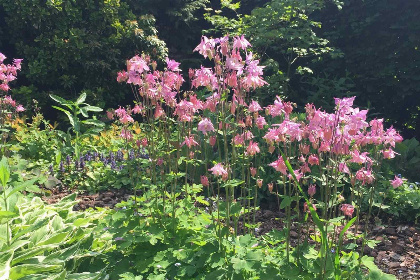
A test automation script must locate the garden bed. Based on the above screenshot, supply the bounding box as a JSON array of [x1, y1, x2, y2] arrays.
[[43, 188, 420, 280]]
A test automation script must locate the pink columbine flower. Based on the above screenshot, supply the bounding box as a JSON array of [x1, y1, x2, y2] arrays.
[[0, 83, 9, 92], [120, 114, 134, 124], [350, 150, 369, 164], [132, 104, 143, 114], [355, 168, 375, 185], [15, 104, 25, 112], [166, 57, 181, 71], [340, 204, 355, 217], [181, 135, 199, 149], [201, 175, 209, 187], [300, 163, 311, 174], [233, 35, 251, 51], [248, 100, 262, 113], [382, 148, 395, 159], [288, 169, 303, 182], [308, 185, 316, 197], [257, 179, 263, 188], [194, 36, 215, 59], [120, 128, 133, 140], [154, 104, 165, 119], [140, 138, 148, 147], [339, 162, 350, 174], [209, 163, 228, 178], [390, 175, 404, 189], [269, 157, 287, 175], [233, 134, 244, 146], [117, 71, 129, 83], [198, 118, 214, 135], [299, 144, 310, 155], [114, 107, 126, 118], [308, 154, 319, 166], [246, 141, 260, 156], [255, 116, 267, 129]]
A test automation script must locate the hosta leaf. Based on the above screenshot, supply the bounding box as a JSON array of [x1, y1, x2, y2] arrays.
[[11, 218, 50, 243], [0, 211, 17, 220], [19, 270, 67, 280], [0, 251, 13, 280], [9, 264, 62, 279], [37, 232, 69, 246], [4, 240, 30, 253], [12, 245, 58, 265], [43, 242, 80, 263], [66, 270, 105, 280], [0, 157, 10, 187]]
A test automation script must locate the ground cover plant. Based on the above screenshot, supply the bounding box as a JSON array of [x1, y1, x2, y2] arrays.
[[1, 33, 418, 280]]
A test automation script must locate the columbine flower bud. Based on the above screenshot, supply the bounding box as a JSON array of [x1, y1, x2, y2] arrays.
[[201, 175, 209, 187], [268, 183, 273, 193], [308, 185, 316, 197], [209, 136, 216, 147], [250, 167, 257, 177]]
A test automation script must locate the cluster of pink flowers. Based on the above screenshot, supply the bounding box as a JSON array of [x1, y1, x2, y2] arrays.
[[340, 204, 355, 217], [0, 95, 25, 112], [114, 35, 407, 222], [266, 96, 403, 187], [0, 53, 22, 92], [209, 163, 228, 181]]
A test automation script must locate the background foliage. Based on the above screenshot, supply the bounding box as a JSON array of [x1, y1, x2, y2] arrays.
[[1, 0, 419, 139]]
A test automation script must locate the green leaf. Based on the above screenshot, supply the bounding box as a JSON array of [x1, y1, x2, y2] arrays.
[[0, 211, 18, 220], [50, 94, 70, 106], [79, 107, 89, 118], [12, 245, 58, 265], [64, 111, 76, 129], [66, 272, 103, 280], [76, 92, 87, 105], [83, 105, 103, 112], [0, 157, 10, 187], [9, 264, 61, 279], [7, 177, 38, 199], [0, 251, 13, 280], [81, 119, 104, 127], [231, 258, 253, 272], [280, 196, 292, 209], [37, 232, 68, 246], [361, 255, 378, 271], [369, 269, 397, 280]]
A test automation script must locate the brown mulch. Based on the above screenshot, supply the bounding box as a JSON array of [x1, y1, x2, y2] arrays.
[[43, 189, 419, 280], [42, 187, 133, 210]]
